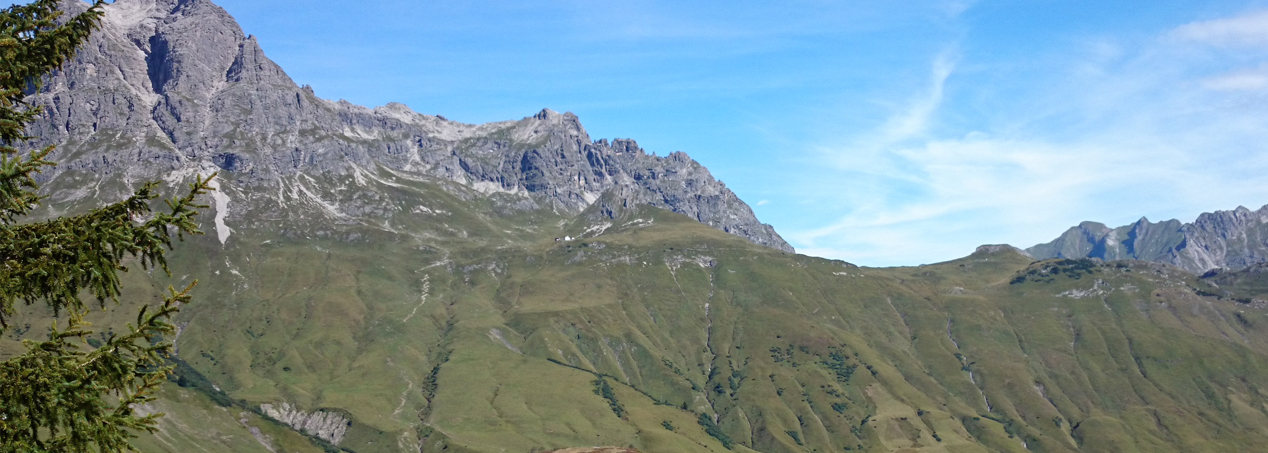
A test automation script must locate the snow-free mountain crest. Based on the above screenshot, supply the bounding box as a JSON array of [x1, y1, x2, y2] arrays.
[[1026, 204, 1268, 274], [24, 0, 792, 253]]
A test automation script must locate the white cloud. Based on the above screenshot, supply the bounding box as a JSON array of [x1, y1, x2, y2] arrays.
[[791, 137, 1122, 265], [874, 49, 958, 148], [757, 199, 770, 206], [1171, 9, 1268, 47], [786, 15, 1268, 267], [940, 0, 975, 19], [1202, 65, 1268, 91]]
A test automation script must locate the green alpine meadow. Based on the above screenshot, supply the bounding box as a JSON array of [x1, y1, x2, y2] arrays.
[[4, 0, 1268, 452], [19, 187, 1268, 453]]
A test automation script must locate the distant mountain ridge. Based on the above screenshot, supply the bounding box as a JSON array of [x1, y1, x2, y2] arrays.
[[1026, 204, 1268, 273], [22, 0, 792, 253]]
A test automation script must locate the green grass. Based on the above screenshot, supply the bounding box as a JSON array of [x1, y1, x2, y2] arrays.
[[9, 168, 1268, 453]]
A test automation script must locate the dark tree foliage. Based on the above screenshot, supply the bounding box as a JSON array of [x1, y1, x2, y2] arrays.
[[696, 413, 733, 449], [0, 1, 214, 451], [592, 377, 626, 419]]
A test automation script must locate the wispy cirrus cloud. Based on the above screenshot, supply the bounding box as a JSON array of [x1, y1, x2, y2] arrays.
[[1202, 64, 1268, 91], [1171, 9, 1268, 47], [1170, 8, 1268, 93], [873, 49, 959, 148], [785, 8, 1268, 266]]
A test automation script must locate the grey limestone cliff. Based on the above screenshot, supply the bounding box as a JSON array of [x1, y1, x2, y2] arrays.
[[22, 0, 793, 252], [259, 402, 349, 445], [1026, 205, 1268, 274]]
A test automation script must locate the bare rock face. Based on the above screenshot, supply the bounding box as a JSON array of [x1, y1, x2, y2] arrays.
[[1181, 206, 1268, 272], [22, 0, 792, 253], [1026, 205, 1268, 274], [259, 402, 349, 445]]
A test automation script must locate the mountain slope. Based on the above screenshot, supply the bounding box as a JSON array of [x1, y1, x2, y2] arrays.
[[73, 208, 1267, 453], [1026, 205, 1268, 274]]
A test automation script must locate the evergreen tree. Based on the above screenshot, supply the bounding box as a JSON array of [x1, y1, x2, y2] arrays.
[[0, 1, 214, 451]]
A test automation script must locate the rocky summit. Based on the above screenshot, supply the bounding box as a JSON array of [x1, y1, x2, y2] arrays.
[[1026, 204, 1268, 274], [23, 0, 792, 253]]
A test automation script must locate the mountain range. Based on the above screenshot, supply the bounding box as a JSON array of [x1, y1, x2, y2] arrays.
[[1026, 205, 1268, 274], [24, 0, 791, 254], [6, 1, 1268, 452]]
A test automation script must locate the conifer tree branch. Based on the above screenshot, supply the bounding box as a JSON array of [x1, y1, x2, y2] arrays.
[[0, 174, 214, 328], [0, 2, 211, 451]]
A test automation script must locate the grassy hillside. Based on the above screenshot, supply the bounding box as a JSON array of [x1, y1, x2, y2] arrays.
[[7, 170, 1268, 452]]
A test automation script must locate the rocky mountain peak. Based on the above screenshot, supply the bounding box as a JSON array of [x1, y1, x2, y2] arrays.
[[533, 108, 562, 120], [1027, 204, 1268, 273], [1077, 220, 1107, 228], [226, 35, 293, 85], [23, 0, 793, 252]]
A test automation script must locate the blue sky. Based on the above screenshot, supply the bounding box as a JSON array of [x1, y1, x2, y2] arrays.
[[33, 0, 1268, 265]]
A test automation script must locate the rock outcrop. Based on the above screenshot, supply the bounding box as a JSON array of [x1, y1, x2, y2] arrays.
[[974, 244, 1031, 256], [259, 402, 349, 445], [21, 0, 792, 252], [1026, 205, 1268, 273]]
